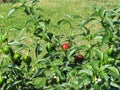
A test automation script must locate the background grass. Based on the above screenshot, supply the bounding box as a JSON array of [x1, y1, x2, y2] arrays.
[[0, 0, 120, 53], [0, 0, 120, 32]]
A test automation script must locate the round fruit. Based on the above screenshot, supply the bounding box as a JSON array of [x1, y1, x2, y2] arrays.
[[23, 55, 31, 65], [107, 47, 113, 56], [62, 43, 70, 50], [13, 53, 21, 60], [0, 76, 3, 85], [2, 45, 10, 54], [75, 54, 84, 63]]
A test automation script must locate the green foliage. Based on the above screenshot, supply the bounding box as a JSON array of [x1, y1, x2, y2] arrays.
[[0, 0, 120, 90]]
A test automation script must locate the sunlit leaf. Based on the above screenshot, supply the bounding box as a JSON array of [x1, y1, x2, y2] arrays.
[[78, 69, 93, 76], [108, 66, 119, 76], [7, 8, 16, 18], [90, 59, 99, 71]]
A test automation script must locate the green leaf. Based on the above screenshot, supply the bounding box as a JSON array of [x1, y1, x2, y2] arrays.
[[113, 21, 120, 25], [108, 66, 119, 76], [84, 63, 93, 70], [25, 19, 33, 27], [7, 8, 16, 18], [110, 82, 120, 89], [93, 84, 100, 90], [37, 21, 46, 31], [34, 28, 43, 36], [77, 18, 96, 29], [105, 17, 114, 29], [116, 53, 120, 59], [12, 0, 20, 4], [39, 32, 50, 41], [8, 64, 21, 71], [94, 48, 104, 60], [102, 34, 110, 43], [8, 41, 25, 47], [58, 19, 72, 28], [78, 77, 91, 88], [45, 19, 51, 25], [77, 45, 88, 50], [94, 35, 102, 40], [32, 0, 39, 6], [30, 68, 45, 79], [78, 69, 93, 76], [90, 59, 99, 71], [35, 43, 43, 57], [68, 48, 77, 57], [100, 64, 111, 70], [100, 71, 109, 81], [12, 80, 22, 86], [108, 70, 120, 80], [7, 80, 22, 90], [47, 32, 53, 40]]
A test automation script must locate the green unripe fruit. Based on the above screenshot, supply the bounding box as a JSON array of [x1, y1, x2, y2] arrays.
[[13, 53, 22, 66], [23, 55, 31, 65], [2, 45, 10, 55], [13, 53, 21, 60], [107, 47, 114, 56]]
